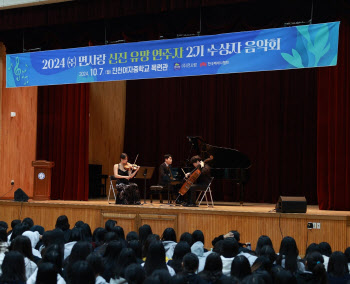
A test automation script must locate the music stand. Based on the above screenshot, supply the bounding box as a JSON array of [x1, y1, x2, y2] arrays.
[[134, 167, 155, 204]]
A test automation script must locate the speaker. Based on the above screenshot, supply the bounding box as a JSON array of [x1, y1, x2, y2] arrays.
[[275, 196, 307, 213], [14, 188, 29, 202]]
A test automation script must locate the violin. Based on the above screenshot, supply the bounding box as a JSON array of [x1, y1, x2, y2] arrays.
[[124, 163, 139, 171]]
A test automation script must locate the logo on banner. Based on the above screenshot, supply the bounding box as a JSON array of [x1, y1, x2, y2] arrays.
[[200, 62, 207, 67], [174, 63, 181, 71]]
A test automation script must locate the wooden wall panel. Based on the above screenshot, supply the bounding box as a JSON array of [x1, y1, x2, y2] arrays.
[[0, 201, 349, 254], [139, 214, 177, 239], [0, 44, 37, 198], [101, 212, 138, 233], [89, 81, 126, 176]]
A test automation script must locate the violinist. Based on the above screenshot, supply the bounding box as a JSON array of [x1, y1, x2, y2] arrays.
[[182, 155, 211, 207], [113, 153, 141, 205]]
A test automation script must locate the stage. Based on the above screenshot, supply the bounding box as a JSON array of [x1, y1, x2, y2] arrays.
[[0, 198, 349, 254]]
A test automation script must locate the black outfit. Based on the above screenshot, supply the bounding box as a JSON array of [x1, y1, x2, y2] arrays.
[[115, 164, 141, 205], [184, 164, 211, 206], [158, 162, 173, 186], [181, 272, 208, 284]]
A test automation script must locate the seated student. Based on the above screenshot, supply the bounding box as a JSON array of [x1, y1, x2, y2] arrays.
[[161, 228, 177, 260], [167, 241, 191, 274], [180, 253, 208, 284], [191, 241, 212, 273], [0, 251, 26, 284], [319, 242, 332, 271], [220, 238, 239, 276], [296, 251, 327, 284], [276, 236, 305, 274], [212, 230, 251, 254], [114, 153, 141, 205], [327, 251, 350, 284], [0, 229, 8, 275], [199, 252, 229, 284], [55, 215, 71, 244]]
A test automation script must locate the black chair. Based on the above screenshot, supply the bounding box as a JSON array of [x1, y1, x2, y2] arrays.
[[149, 185, 172, 204]]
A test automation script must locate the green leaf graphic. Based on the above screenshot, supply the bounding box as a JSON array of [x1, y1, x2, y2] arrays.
[[281, 49, 304, 68]]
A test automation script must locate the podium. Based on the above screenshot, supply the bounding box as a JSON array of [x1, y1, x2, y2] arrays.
[[32, 160, 55, 200]]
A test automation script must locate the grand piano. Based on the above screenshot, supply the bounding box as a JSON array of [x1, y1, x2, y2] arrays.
[[175, 136, 251, 204]]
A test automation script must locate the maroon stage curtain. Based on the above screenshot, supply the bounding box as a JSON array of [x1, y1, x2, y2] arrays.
[[317, 17, 350, 210], [124, 69, 318, 204], [36, 84, 89, 201]]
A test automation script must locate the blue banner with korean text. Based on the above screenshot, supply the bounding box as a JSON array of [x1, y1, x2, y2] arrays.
[[6, 22, 339, 88]]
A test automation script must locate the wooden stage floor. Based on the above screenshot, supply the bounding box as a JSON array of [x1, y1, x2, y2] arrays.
[[1, 198, 349, 254]]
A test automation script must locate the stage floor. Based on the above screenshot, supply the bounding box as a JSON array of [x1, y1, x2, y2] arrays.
[[0, 198, 349, 253]]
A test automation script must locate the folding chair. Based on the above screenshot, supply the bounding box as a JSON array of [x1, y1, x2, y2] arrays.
[[195, 177, 214, 207], [108, 176, 118, 204]]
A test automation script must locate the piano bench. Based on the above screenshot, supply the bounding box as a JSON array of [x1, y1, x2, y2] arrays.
[[149, 185, 165, 203]]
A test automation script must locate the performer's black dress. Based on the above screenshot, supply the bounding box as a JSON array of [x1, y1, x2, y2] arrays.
[[115, 164, 141, 205]]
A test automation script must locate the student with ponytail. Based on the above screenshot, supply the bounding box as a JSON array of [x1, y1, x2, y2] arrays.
[[296, 251, 327, 284]]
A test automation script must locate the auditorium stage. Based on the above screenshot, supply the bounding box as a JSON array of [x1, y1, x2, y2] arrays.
[[1, 199, 349, 254]]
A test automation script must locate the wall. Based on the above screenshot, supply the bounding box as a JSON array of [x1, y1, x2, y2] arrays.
[[89, 81, 126, 176], [0, 43, 37, 198]]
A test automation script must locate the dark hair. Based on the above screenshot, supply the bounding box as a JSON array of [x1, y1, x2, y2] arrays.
[[327, 251, 349, 277], [111, 226, 125, 240], [344, 247, 350, 263], [0, 251, 26, 282], [182, 252, 199, 273], [11, 219, 21, 229], [125, 263, 146, 284], [114, 248, 137, 279], [92, 227, 106, 246], [189, 155, 202, 164], [102, 240, 126, 281], [0, 228, 7, 242], [271, 266, 297, 284], [241, 274, 265, 284], [126, 231, 139, 242], [41, 244, 64, 272], [74, 221, 84, 228], [305, 243, 321, 257], [10, 223, 29, 241], [213, 240, 224, 254], [277, 236, 299, 273], [30, 225, 45, 235], [22, 217, 34, 228], [55, 215, 70, 231], [139, 224, 153, 247], [161, 228, 176, 242], [191, 230, 205, 245], [69, 227, 82, 242], [251, 256, 272, 273], [142, 234, 160, 258], [231, 255, 251, 280], [105, 232, 117, 243], [231, 230, 240, 242], [150, 269, 172, 283], [199, 252, 223, 283], [80, 223, 92, 242], [36, 262, 59, 284], [220, 238, 239, 258], [65, 241, 93, 271], [0, 221, 8, 231], [259, 245, 276, 264], [319, 242, 332, 257], [120, 153, 128, 160], [168, 241, 191, 273], [67, 260, 95, 284], [105, 219, 117, 232], [305, 251, 327, 283], [170, 274, 187, 284], [42, 229, 65, 249], [179, 232, 192, 246], [164, 154, 172, 160], [11, 235, 34, 261], [144, 241, 168, 276], [128, 240, 142, 259], [255, 235, 273, 256], [86, 253, 105, 276]]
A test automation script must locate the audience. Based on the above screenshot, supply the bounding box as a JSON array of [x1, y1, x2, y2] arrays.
[[0, 214, 348, 284]]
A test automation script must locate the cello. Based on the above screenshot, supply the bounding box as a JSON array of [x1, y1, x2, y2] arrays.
[[178, 156, 213, 196]]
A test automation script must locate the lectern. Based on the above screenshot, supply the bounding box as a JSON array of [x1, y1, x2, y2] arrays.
[[32, 160, 55, 200]]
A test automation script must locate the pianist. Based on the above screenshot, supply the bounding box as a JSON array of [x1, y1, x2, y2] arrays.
[[158, 154, 173, 186]]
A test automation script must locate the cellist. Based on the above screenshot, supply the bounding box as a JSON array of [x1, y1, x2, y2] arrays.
[[182, 155, 211, 207]]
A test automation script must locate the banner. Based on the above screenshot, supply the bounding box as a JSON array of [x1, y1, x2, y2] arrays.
[[6, 22, 340, 88]]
